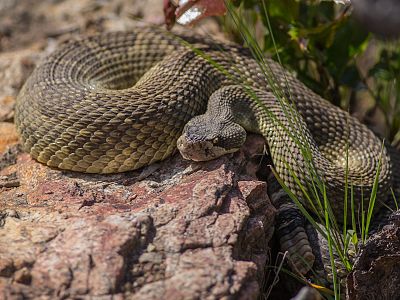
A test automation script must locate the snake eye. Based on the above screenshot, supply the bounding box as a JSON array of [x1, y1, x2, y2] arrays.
[[212, 137, 219, 144]]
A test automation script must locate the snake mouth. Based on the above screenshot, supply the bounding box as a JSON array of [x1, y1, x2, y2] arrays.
[[176, 135, 237, 162]]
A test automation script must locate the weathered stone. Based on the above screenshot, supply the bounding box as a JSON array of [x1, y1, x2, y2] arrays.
[[0, 96, 15, 123], [0, 122, 19, 154], [347, 212, 400, 300], [0, 49, 40, 102], [0, 134, 276, 299]]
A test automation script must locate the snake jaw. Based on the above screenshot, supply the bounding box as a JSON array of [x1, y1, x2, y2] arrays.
[[176, 134, 238, 162]]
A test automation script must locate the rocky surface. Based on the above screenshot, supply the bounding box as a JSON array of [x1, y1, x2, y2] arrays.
[[0, 135, 275, 299], [347, 211, 400, 300]]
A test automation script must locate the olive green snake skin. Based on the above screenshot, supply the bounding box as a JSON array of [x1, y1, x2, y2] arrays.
[[15, 27, 400, 285]]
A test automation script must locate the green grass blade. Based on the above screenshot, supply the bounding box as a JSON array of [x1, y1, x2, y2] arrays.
[[364, 142, 385, 241]]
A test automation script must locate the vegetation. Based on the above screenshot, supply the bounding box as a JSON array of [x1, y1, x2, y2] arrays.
[[214, 1, 399, 299], [221, 0, 400, 145]]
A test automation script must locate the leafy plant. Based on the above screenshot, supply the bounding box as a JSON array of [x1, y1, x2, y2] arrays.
[[219, 1, 392, 299], [221, 0, 399, 144]]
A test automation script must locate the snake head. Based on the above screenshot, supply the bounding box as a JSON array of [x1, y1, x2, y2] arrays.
[[176, 114, 247, 161]]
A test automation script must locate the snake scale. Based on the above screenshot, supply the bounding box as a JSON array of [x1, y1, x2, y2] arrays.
[[15, 27, 400, 283]]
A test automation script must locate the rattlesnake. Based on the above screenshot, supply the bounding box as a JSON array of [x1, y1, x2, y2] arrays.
[[15, 27, 400, 282]]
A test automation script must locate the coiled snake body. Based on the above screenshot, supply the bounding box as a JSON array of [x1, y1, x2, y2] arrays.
[[15, 27, 400, 280]]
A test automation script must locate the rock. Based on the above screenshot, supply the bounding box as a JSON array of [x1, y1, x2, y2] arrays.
[[0, 0, 164, 52], [0, 122, 19, 154], [347, 211, 400, 300], [0, 49, 41, 100], [0, 134, 276, 299], [0, 47, 42, 157], [0, 96, 15, 123]]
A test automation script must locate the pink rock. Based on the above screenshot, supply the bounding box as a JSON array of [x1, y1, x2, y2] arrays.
[[0, 135, 276, 299]]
